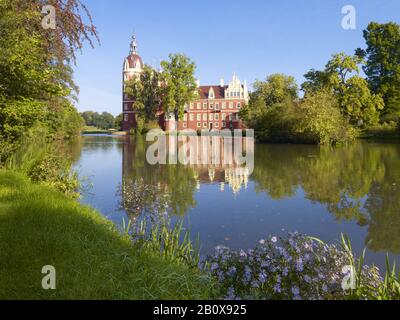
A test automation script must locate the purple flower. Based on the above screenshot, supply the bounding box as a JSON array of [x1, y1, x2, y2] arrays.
[[296, 258, 304, 272], [259, 272, 267, 284], [210, 263, 219, 272], [228, 266, 237, 276], [225, 287, 235, 300]]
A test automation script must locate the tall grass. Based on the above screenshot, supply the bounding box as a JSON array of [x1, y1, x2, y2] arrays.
[[340, 234, 400, 300], [132, 219, 202, 269]]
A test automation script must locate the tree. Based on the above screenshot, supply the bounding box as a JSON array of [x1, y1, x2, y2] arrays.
[[240, 74, 300, 142], [0, 0, 98, 101], [302, 53, 384, 125], [80, 111, 117, 130], [160, 54, 198, 121], [356, 22, 400, 119], [125, 65, 162, 124], [297, 90, 357, 145], [253, 74, 298, 107]]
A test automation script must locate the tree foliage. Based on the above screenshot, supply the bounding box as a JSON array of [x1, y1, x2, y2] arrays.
[[302, 53, 384, 125], [80, 111, 116, 130], [298, 91, 357, 145], [253, 74, 298, 107], [125, 65, 162, 122], [160, 54, 198, 120], [0, 0, 97, 165], [356, 22, 400, 119]]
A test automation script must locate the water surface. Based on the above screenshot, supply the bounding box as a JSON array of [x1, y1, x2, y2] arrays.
[[74, 135, 400, 269]]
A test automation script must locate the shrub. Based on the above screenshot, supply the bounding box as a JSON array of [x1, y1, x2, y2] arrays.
[[205, 233, 384, 300], [297, 91, 358, 145], [26, 153, 80, 198]]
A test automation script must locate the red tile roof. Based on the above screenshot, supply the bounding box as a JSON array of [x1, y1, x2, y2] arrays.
[[198, 85, 227, 99]]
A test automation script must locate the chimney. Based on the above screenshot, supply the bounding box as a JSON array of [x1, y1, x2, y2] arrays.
[[220, 78, 225, 87]]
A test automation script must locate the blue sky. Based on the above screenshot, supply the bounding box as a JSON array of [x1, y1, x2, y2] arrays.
[[73, 0, 400, 115]]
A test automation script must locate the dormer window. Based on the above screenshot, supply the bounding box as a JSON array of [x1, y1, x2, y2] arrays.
[[209, 87, 215, 99]]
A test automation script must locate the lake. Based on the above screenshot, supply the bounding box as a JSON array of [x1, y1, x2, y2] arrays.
[[74, 134, 400, 270]]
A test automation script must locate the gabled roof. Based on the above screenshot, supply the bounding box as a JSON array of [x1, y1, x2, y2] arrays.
[[198, 85, 227, 99]]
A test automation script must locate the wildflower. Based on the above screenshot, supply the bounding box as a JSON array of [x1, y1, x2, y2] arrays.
[[282, 267, 289, 277], [274, 283, 281, 293], [259, 272, 267, 284], [210, 262, 219, 272], [228, 266, 237, 277], [304, 275, 311, 284], [243, 266, 252, 283], [259, 239, 266, 245], [271, 236, 278, 243], [291, 286, 302, 300], [296, 258, 304, 272], [261, 260, 270, 268], [322, 284, 328, 293], [225, 287, 235, 300]]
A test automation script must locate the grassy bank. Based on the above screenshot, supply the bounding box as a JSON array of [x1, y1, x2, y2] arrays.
[[0, 171, 215, 300]]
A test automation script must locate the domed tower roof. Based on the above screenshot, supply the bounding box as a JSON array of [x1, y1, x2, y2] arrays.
[[125, 33, 144, 69], [126, 53, 144, 69]]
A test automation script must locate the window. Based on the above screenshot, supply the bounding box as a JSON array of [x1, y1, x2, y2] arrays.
[[203, 103, 207, 110], [237, 102, 241, 109], [222, 121, 226, 127], [197, 103, 201, 110], [229, 102, 234, 109], [222, 102, 226, 109], [203, 114, 207, 121], [190, 103, 194, 110], [184, 114, 188, 121], [197, 114, 201, 121], [215, 103, 219, 110], [215, 122, 219, 128], [203, 122, 208, 128], [124, 103, 128, 111], [210, 103, 214, 110], [229, 114, 234, 120], [190, 114, 194, 121], [183, 123, 187, 128], [209, 114, 214, 121], [215, 114, 219, 120], [222, 113, 226, 120], [124, 114, 128, 122], [197, 122, 201, 128]]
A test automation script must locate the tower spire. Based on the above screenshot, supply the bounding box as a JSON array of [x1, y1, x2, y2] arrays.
[[130, 33, 138, 54]]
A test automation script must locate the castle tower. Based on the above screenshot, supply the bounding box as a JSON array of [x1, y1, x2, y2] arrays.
[[122, 34, 144, 131]]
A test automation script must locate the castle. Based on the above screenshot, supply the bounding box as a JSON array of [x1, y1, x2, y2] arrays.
[[122, 35, 248, 132]]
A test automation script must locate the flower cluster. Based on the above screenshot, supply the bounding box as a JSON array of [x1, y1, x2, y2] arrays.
[[205, 233, 382, 300]]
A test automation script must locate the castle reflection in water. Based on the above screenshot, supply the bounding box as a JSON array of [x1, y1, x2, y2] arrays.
[[122, 135, 253, 197]]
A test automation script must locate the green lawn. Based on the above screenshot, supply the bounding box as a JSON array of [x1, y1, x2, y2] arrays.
[[0, 171, 215, 300]]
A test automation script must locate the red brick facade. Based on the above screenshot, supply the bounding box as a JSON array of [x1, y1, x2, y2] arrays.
[[122, 35, 248, 132]]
